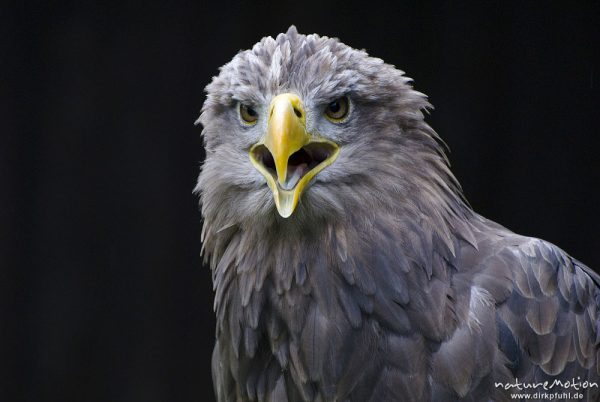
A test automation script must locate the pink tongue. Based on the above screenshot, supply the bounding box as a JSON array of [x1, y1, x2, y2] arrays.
[[281, 163, 308, 190]]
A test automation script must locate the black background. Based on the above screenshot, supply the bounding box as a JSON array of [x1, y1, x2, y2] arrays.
[[3, 1, 600, 401]]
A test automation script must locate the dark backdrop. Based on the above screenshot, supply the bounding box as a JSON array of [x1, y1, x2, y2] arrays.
[[3, 1, 599, 401]]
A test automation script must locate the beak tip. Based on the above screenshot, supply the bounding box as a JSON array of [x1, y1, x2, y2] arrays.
[[278, 210, 293, 219], [275, 203, 294, 218], [275, 191, 297, 218]]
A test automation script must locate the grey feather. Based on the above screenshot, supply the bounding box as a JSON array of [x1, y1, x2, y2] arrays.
[[196, 26, 600, 401]]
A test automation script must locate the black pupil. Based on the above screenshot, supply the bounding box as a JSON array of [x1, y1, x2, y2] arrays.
[[328, 101, 340, 113], [246, 107, 257, 117]]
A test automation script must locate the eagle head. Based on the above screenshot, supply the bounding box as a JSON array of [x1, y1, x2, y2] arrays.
[[196, 26, 462, 238]]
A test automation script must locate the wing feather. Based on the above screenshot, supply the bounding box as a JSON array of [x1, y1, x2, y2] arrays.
[[494, 237, 600, 390]]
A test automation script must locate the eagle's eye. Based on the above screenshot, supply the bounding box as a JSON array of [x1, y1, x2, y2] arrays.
[[324, 96, 349, 122], [240, 104, 258, 124]]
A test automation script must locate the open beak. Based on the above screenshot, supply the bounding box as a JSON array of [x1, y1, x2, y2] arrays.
[[249, 93, 340, 218]]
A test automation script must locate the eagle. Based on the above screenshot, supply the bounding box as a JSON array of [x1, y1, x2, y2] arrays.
[[195, 26, 600, 401]]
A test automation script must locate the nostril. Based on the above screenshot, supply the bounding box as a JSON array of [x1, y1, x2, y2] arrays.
[[293, 108, 302, 118]]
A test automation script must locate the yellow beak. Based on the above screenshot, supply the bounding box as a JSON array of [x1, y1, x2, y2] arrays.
[[249, 93, 340, 218]]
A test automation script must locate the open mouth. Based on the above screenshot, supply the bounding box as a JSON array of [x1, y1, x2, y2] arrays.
[[251, 142, 337, 190]]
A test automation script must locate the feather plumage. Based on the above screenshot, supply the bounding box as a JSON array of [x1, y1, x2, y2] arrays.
[[196, 26, 600, 401]]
